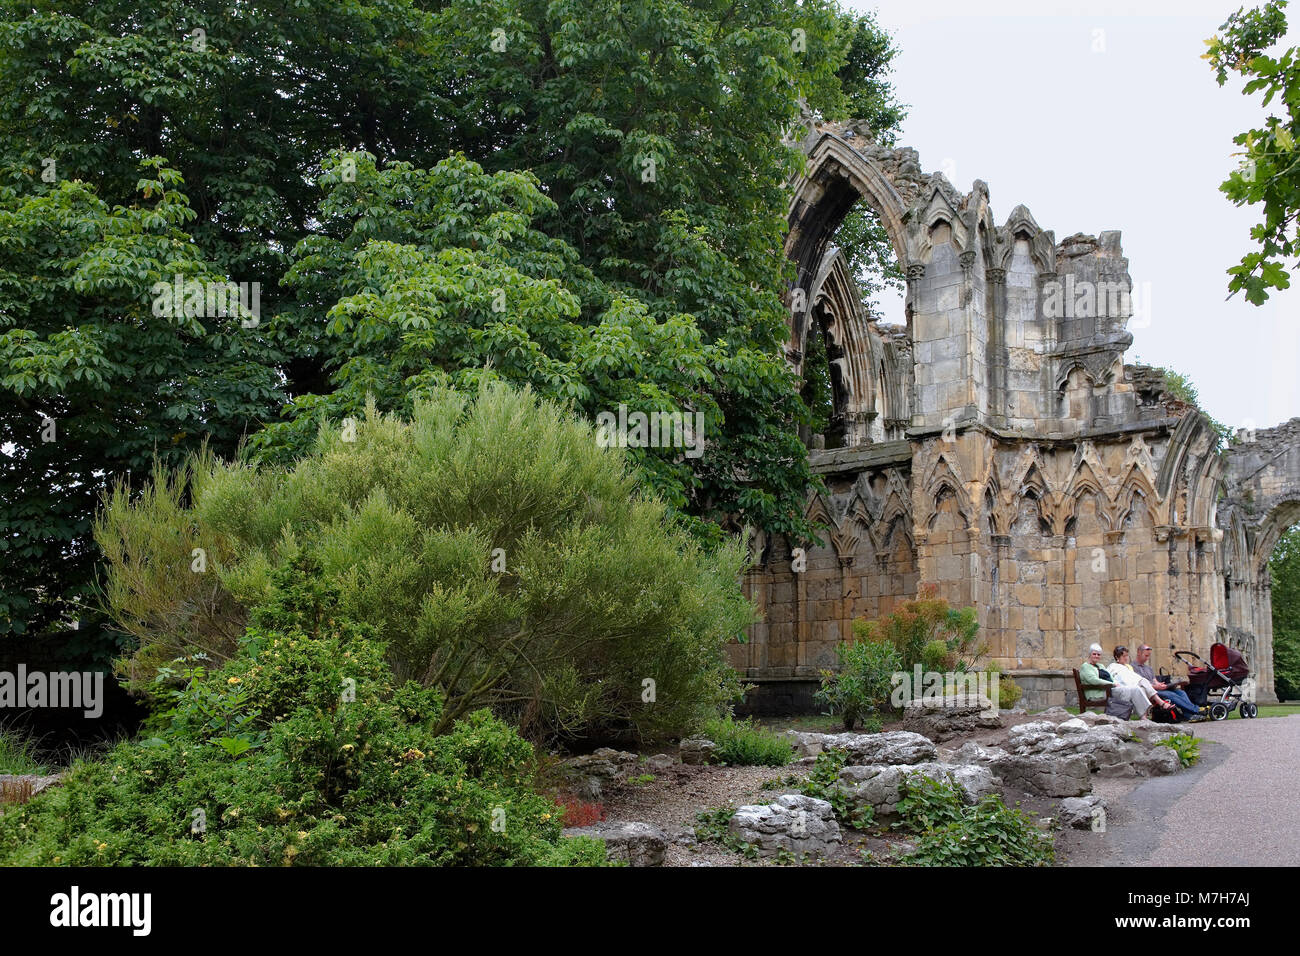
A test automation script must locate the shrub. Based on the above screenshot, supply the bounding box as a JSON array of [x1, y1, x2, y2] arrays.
[[892, 773, 1052, 866], [1156, 733, 1201, 768], [556, 796, 605, 828], [814, 636, 901, 730], [895, 772, 965, 834], [0, 560, 607, 867], [96, 382, 753, 742], [702, 715, 793, 766], [991, 669, 1023, 709], [903, 793, 1054, 867], [798, 748, 874, 829], [921, 639, 951, 672], [855, 585, 987, 677]]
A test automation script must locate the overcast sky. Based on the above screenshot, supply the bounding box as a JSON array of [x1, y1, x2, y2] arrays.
[[850, 0, 1300, 432]]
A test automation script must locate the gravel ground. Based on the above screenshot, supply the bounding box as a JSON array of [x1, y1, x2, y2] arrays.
[[599, 712, 1101, 866], [1096, 713, 1300, 866]]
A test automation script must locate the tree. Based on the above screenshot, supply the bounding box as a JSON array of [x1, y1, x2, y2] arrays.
[[0, 0, 905, 640], [0, 162, 283, 637], [1205, 0, 1300, 303], [1269, 524, 1300, 700]]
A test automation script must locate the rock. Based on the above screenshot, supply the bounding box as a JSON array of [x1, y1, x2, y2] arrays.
[[1036, 706, 1072, 722], [831, 761, 999, 820], [1057, 718, 1088, 734], [562, 821, 668, 866], [1134, 745, 1181, 776], [1058, 795, 1107, 830], [1077, 711, 1124, 726], [728, 794, 842, 858], [1016, 724, 1182, 778], [1006, 720, 1059, 752], [1127, 720, 1179, 745], [646, 753, 675, 773], [0, 773, 63, 803], [679, 736, 717, 766], [899, 693, 1002, 741], [990, 753, 1093, 797], [949, 741, 1010, 766], [669, 827, 697, 846], [558, 748, 638, 800], [783, 730, 937, 765]]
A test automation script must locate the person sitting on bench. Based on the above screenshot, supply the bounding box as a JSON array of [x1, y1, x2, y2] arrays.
[[1108, 646, 1176, 719], [1132, 643, 1199, 719]]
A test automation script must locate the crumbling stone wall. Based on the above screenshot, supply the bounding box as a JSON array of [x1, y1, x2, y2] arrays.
[[734, 122, 1296, 709]]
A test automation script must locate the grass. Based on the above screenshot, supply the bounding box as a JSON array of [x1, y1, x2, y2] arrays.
[[1256, 704, 1300, 718], [0, 726, 50, 775], [702, 715, 794, 766]]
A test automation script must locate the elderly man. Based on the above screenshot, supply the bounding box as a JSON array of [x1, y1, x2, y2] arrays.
[[1133, 643, 1199, 719]]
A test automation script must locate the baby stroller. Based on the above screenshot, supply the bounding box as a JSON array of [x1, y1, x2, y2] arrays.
[[1172, 643, 1257, 721]]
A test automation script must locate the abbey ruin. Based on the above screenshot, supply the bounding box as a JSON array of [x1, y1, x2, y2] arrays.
[[732, 120, 1300, 710]]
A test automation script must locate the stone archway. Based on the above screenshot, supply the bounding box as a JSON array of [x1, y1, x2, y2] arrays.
[[1220, 417, 1300, 702]]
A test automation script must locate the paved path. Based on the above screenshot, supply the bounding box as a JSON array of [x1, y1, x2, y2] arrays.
[[1102, 714, 1300, 866]]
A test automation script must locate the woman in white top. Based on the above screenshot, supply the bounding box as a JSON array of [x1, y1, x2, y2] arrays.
[[1110, 646, 1175, 715]]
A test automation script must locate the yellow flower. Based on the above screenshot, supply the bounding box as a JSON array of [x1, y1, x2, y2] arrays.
[[227, 676, 242, 685]]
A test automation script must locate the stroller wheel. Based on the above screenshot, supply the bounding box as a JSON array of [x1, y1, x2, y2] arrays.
[[1242, 702, 1258, 719], [1210, 703, 1229, 721]]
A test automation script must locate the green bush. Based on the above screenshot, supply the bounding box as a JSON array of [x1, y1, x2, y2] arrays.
[[0, 560, 606, 866], [96, 381, 753, 742], [895, 772, 965, 833], [702, 715, 793, 766], [897, 776, 1053, 867], [1156, 733, 1201, 768], [855, 587, 986, 677], [814, 636, 901, 730], [990, 669, 1023, 709], [798, 748, 874, 829]]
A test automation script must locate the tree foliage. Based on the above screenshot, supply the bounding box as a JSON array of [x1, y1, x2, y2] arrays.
[[1269, 524, 1300, 700], [1206, 0, 1300, 303], [0, 0, 904, 640]]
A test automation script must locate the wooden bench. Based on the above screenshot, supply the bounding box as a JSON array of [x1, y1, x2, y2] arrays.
[[1072, 668, 1112, 712]]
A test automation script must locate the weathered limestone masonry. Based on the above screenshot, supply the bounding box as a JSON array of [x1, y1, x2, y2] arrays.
[[731, 119, 1300, 712]]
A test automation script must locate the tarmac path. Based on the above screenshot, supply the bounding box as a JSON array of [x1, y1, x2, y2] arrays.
[[1100, 713, 1300, 866]]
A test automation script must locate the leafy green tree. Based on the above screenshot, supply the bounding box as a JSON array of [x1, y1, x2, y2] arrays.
[[0, 162, 283, 637], [1269, 524, 1300, 700], [0, 0, 904, 641], [1206, 0, 1300, 303], [98, 382, 754, 741]]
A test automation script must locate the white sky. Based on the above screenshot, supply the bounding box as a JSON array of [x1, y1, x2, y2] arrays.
[[852, 0, 1300, 432]]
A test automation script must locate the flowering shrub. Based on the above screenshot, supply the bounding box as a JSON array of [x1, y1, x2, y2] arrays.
[[0, 559, 607, 866]]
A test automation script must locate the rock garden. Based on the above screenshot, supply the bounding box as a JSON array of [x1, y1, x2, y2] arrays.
[[559, 699, 1197, 866]]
